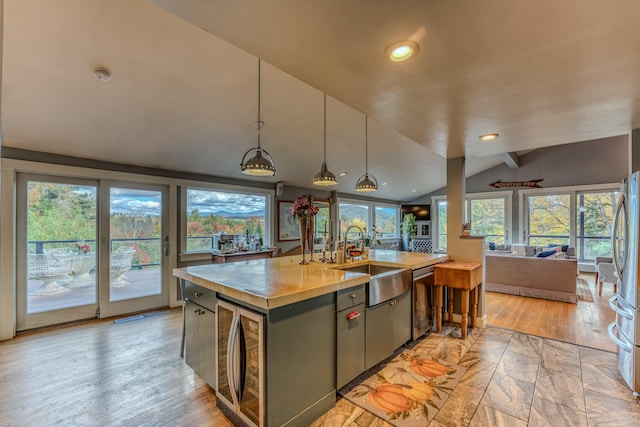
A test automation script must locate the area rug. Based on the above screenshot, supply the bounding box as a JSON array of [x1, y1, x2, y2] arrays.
[[577, 278, 594, 302], [339, 348, 466, 426]]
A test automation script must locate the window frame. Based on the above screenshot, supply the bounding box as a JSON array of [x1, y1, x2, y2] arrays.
[[432, 190, 513, 253], [519, 183, 619, 261], [337, 197, 401, 240], [179, 184, 274, 262]]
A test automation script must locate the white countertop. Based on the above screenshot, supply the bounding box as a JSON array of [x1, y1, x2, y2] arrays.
[[173, 250, 448, 309]]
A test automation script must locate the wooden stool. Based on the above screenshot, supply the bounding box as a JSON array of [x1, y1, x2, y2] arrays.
[[434, 261, 482, 339]]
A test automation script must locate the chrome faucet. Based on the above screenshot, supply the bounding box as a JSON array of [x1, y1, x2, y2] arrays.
[[341, 225, 365, 262]]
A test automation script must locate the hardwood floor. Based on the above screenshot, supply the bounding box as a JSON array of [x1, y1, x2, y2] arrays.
[[0, 308, 233, 427], [485, 272, 617, 353], [0, 274, 617, 426]]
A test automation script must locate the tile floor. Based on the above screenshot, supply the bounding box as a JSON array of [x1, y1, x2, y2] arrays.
[[311, 325, 640, 426]]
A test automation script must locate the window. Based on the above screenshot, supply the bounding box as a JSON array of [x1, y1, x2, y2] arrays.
[[467, 192, 511, 245], [525, 193, 571, 246], [520, 183, 619, 262], [338, 199, 400, 240], [576, 190, 619, 261], [435, 198, 447, 252], [374, 206, 399, 238], [183, 187, 269, 254], [433, 191, 512, 252]]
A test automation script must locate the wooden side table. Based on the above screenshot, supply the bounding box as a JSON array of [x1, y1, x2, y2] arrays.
[[434, 261, 482, 339]]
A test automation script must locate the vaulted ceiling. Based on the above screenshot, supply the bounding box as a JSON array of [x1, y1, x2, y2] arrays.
[[2, 0, 640, 201]]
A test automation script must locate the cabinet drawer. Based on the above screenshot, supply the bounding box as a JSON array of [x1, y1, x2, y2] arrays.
[[184, 281, 216, 311], [337, 285, 365, 311]]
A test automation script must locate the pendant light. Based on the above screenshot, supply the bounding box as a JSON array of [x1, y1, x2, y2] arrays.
[[240, 59, 276, 176], [313, 94, 338, 186], [355, 116, 378, 192]]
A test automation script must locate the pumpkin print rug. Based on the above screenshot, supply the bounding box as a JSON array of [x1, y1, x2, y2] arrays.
[[339, 348, 466, 426]]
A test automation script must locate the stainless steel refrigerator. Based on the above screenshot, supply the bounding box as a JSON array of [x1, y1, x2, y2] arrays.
[[608, 171, 640, 398]]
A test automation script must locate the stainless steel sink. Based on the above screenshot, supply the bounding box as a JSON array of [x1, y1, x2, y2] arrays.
[[337, 263, 411, 306]]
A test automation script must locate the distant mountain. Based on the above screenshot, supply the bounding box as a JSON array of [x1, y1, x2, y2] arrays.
[[213, 210, 265, 218]]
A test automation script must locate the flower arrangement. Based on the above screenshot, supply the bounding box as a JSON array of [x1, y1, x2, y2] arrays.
[[75, 241, 91, 255], [290, 195, 319, 218]]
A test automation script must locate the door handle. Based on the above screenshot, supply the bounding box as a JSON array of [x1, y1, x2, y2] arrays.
[[163, 236, 169, 256], [612, 194, 625, 278]]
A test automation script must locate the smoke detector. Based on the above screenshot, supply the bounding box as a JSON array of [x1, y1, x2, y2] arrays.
[[94, 67, 112, 82]]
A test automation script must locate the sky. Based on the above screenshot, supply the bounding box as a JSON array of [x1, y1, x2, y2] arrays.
[[110, 188, 162, 215], [186, 189, 265, 215]]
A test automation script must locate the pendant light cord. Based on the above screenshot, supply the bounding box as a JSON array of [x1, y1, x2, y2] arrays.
[[257, 59, 262, 149], [365, 116, 368, 174], [323, 94, 327, 162]]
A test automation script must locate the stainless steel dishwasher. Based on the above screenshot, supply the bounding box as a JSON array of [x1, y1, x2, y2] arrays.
[[412, 265, 435, 340]]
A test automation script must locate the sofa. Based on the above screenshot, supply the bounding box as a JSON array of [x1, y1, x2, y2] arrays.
[[485, 244, 578, 303]]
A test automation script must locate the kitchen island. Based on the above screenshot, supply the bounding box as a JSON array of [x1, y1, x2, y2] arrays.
[[174, 250, 447, 427]]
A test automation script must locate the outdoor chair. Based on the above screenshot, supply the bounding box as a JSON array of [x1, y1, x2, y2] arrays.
[[43, 248, 75, 285], [27, 253, 72, 296], [110, 246, 136, 287], [595, 256, 618, 296]]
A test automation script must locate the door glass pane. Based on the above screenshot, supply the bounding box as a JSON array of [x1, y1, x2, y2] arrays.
[[470, 198, 506, 244], [109, 188, 162, 302], [26, 181, 97, 313], [239, 314, 261, 424], [576, 191, 620, 261], [527, 194, 570, 246]]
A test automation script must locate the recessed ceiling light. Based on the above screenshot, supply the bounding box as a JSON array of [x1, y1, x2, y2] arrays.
[[412, 189, 417, 192], [339, 171, 348, 177], [386, 41, 419, 63], [382, 182, 388, 186], [479, 133, 499, 141]]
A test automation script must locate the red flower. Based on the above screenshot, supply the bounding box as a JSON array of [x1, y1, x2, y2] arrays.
[[290, 195, 319, 218]]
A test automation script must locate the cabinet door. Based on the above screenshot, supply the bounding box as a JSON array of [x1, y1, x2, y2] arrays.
[[391, 291, 412, 350], [185, 300, 217, 388], [216, 301, 234, 407], [337, 303, 365, 388], [198, 306, 217, 388], [365, 302, 393, 370], [185, 300, 201, 374]]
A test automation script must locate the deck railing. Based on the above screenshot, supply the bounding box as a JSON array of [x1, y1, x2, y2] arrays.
[[28, 236, 228, 270]]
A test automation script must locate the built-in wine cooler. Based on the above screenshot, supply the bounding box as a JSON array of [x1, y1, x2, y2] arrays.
[[216, 299, 265, 427]]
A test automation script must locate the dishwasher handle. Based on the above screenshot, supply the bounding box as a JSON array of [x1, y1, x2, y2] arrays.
[[413, 266, 434, 281]]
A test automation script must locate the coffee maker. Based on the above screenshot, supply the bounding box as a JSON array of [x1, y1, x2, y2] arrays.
[[218, 234, 235, 253]]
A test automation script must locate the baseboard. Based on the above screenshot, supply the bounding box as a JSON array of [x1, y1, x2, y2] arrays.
[[281, 390, 336, 426]]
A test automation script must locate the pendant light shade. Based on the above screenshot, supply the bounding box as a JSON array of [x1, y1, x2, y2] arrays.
[[241, 59, 276, 176], [355, 116, 378, 192], [313, 94, 338, 186]]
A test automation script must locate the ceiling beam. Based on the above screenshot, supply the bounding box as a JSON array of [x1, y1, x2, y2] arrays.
[[501, 152, 520, 169]]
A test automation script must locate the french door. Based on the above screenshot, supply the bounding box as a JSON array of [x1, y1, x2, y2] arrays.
[[99, 182, 169, 318], [16, 174, 169, 331]]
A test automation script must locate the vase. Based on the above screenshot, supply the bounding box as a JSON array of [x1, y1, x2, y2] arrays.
[[308, 217, 315, 262], [298, 216, 309, 264]]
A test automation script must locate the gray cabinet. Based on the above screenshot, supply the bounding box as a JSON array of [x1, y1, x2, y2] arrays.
[[365, 290, 411, 370], [336, 285, 365, 388], [391, 290, 412, 350], [184, 282, 217, 389]]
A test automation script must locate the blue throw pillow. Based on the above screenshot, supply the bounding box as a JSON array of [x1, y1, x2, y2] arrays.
[[546, 243, 569, 252], [536, 249, 557, 258], [489, 242, 495, 250]]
